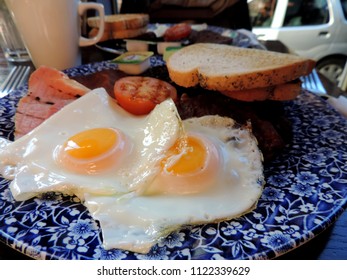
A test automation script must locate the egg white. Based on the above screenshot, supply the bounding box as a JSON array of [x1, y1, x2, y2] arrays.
[[0, 88, 264, 255], [84, 115, 264, 254], [0, 88, 181, 201]]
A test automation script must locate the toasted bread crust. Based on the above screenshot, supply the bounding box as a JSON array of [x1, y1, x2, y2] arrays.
[[221, 81, 301, 101], [112, 26, 148, 39], [89, 26, 149, 40], [88, 28, 112, 42], [88, 14, 149, 40], [89, 26, 148, 40], [88, 14, 149, 31], [167, 43, 315, 91]]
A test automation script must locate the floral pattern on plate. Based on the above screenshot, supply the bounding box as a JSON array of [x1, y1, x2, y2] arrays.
[[0, 60, 347, 260]]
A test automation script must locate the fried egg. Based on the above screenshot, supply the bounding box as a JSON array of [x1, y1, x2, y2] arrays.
[[0, 88, 264, 255], [0, 88, 181, 201], [84, 116, 264, 253]]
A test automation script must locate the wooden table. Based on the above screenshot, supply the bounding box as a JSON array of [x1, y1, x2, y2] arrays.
[[0, 43, 347, 260]]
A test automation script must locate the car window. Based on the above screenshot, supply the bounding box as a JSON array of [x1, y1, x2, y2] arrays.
[[248, 0, 278, 27], [283, 0, 330, 26], [341, 0, 347, 20]]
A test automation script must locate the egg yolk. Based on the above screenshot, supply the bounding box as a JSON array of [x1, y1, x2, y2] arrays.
[[58, 127, 128, 174], [143, 134, 220, 196], [65, 128, 118, 159], [163, 136, 207, 175]]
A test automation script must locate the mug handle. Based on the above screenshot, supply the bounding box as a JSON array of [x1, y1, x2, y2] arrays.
[[78, 2, 105, 47]]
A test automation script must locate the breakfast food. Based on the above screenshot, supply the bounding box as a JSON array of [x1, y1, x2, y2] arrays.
[[113, 51, 154, 75], [167, 43, 315, 101], [15, 66, 90, 139], [16, 65, 290, 162], [88, 26, 148, 41], [124, 23, 191, 54], [84, 115, 264, 253], [113, 76, 177, 115], [0, 88, 264, 253], [88, 14, 149, 40], [163, 23, 192, 41], [73, 66, 291, 161], [188, 29, 233, 45], [221, 81, 302, 101], [125, 39, 182, 55], [124, 24, 233, 54], [0, 18, 313, 257], [88, 14, 149, 31], [0, 89, 181, 200]]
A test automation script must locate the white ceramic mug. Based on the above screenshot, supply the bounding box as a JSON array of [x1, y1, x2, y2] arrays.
[[5, 0, 105, 70]]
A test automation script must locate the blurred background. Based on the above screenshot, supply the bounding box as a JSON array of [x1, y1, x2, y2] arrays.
[[248, 0, 347, 87], [91, 0, 347, 88]]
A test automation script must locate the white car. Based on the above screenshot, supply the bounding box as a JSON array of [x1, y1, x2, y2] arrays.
[[248, 0, 347, 85]]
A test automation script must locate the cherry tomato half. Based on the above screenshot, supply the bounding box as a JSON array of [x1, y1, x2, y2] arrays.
[[164, 23, 192, 41], [114, 76, 177, 115]]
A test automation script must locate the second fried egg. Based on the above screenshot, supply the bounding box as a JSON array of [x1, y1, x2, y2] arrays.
[[84, 115, 264, 253]]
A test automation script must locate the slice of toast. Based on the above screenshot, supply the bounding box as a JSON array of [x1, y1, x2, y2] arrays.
[[89, 26, 148, 40], [167, 43, 315, 91], [87, 14, 149, 31], [88, 14, 149, 40]]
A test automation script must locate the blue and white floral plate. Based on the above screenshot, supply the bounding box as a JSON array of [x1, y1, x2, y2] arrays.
[[1, 59, 347, 260]]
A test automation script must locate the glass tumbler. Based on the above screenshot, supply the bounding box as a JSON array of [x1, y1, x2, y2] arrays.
[[0, 0, 30, 62]]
